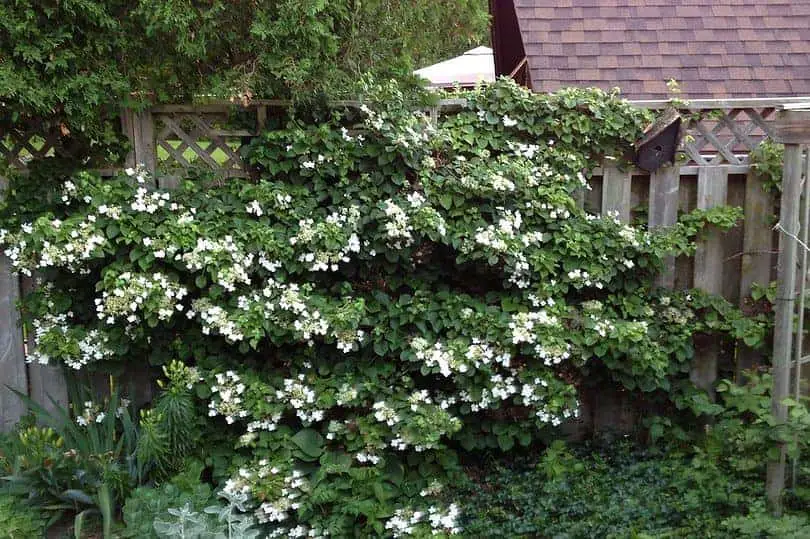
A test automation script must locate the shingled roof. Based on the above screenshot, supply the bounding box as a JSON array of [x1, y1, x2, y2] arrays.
[[505, 0, 810, 99]]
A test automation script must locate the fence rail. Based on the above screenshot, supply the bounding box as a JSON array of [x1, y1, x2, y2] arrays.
[[0, 97, 790, 431]]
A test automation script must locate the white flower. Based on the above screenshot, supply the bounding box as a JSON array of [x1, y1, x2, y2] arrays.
[[246, 200, 264, 216]]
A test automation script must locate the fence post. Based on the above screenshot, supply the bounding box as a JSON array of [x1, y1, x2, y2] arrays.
[[122, 108, 157, 177], [0, 176, 28, 432], [768, 108, 810, 514]]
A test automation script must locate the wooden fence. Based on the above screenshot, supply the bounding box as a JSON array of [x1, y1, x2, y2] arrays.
[[0, 96, 805, 431]]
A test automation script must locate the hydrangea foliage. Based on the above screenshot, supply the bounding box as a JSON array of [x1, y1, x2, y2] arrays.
[[0, 80, 762, 536]]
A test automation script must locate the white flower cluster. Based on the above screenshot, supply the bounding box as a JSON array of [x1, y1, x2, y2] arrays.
[[41, 217, 106, 270], [223, 459, 281, 498], [256, 470, 308, 524], [335, 384, 359, 406], [520, 381, 579, 425], [464, 338, 512, 369], [75, 400, 106, 427], [289, 206, 361, 272], [382, 199, 414, 249], [247, 412, 282, 433], [246, 200, 264, 216], [509, 311, 560, 345], [567, 268, 603, 289], [538, 202, 571, 220], [266, 525, 329, 539], [61, 180, 79, 204], [460, 373, 519, 411], [26, 312, 114, 370], [355, 451, 381, 465], [72, 329, 113, 370], [507, 141, 540, 159], [208, 370, 249, 424], [292, 310, 329, 344], [194, 299, 245, 342], [276, 375, 323, 424], [372, 401, 401, 427], [384, 504, 461, 537], [124, 165, 150, 184], [618, 223, 643, 248], [334, 329, 365, 353], [489, 171, 516, 192], [534, 343, 571, 367], [4, 217, 106, 276], [97, 204, 122, 220], [95, 272, 188, 326], [274, 192, 294, 209], [592, 316, 616, 338], [411, 338, 473, 377], [473, 209, 522, 252], [502, 115, 518, 127], [131, 186, 171, 214], [196, 278, 361, 351], [300, 153, 331, 171], [180, 236, 253, 292]]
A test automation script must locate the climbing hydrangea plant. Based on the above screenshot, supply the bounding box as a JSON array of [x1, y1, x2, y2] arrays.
[[0, 79, 762, 536]]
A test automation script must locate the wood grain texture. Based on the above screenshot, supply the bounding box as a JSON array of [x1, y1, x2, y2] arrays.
[[737, 172, 776, 375], [0, 176, 27, 432], [21, 277, 68, 415], [691, 166, 729, 396], [600, 165, 632, 223], [648, 165, 680, 288]]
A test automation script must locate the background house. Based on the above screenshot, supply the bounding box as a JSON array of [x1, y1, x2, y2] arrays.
[[491, 0, 810, 99]]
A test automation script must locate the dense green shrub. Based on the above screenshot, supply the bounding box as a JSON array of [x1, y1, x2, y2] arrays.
[[455, 441, 810, 538], [0, 494, 47, 539], [0, 79, 763, 536], [122, 462, 216, 538], [457, 371, 810, 538], [456, 445, 749, 537]]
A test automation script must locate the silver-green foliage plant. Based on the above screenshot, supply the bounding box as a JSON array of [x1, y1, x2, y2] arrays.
[[153, 492, 259, 539], [0, 79, 764, 536]]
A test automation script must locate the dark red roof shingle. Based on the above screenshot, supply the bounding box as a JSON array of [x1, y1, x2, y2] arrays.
[[512, 0, 810, 99]]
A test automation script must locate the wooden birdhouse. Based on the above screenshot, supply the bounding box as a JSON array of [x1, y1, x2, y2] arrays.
[[633, 108, 682, 172]]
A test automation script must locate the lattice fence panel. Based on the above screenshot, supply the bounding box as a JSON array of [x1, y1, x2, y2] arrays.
[[154, 111, 255, 177], [0, 131, 60, 169], [680, 107, 776, 166]]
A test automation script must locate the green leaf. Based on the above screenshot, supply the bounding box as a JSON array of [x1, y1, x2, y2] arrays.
[[497, 434, 514, 451], [292, 428, 324, 458]]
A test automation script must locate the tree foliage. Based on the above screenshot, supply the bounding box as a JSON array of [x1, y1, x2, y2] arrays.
[[0, 0, 489, 144]]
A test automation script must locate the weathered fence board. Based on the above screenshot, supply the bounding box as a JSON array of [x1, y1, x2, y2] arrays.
[[0, 176, 27, 431], [0, 256, 26, 432], [22, 277, 68, 415], [737, 172, 776, 376], [601, 166, 632, 223], [648, 165, 680, 288], [691, 166, 729, 396]]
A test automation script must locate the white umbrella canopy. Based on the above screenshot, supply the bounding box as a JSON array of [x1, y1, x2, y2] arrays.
[[414, 46, 495, 88]]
